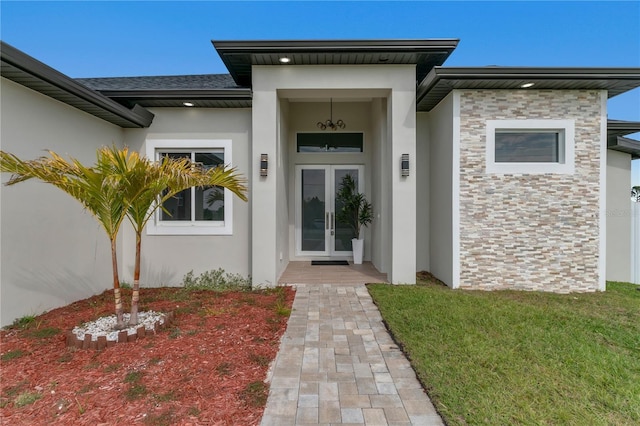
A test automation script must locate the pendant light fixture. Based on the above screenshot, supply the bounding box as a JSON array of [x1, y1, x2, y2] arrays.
[[317, 98, 345, 131]]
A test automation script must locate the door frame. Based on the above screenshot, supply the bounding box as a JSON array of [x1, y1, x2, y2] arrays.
[[295, 164, 364, 258]]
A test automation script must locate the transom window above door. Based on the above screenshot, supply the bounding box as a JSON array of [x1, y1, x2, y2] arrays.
[[297, 133, 364, 153]]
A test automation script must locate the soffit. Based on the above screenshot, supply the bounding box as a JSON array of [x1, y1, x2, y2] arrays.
[[417, 67, 640, 111], [212, 39, 459, 87], [92, 89, 252, 109]]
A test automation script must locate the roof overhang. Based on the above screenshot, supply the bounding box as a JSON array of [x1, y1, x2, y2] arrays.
[[417, 67, 640, 111], [212, 39, 459, 87], [608, 119, 640, 138], [607, 120, 640, 159], [609, 136, 640, 159], [0, 41, 154, 128]]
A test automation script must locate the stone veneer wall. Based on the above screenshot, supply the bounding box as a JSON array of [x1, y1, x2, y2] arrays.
[[458, 90, 602, 292]]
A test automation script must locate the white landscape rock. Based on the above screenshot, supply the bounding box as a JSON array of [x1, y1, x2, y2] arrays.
[[72, 311, 166, 342]]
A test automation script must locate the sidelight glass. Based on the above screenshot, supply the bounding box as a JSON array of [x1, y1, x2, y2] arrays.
[[301, 169, 326, 251], [333, 169, 358, 252]]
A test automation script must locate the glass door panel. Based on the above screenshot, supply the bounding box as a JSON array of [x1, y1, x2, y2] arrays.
[[333, 168, 359, 253], [301, 168, 327, 252], [297, 165, 364, 257]]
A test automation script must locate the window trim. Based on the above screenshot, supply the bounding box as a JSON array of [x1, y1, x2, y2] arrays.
[[145, 139, 233, 235], [486, 119, 575, 174]]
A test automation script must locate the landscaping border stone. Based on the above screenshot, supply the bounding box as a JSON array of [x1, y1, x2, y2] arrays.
[[65, 311, 173, 350]]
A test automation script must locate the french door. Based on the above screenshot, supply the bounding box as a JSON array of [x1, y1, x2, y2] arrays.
[[295, 165, 364, 257]]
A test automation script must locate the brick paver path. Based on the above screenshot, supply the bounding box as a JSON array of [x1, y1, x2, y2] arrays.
[[261, 284, 443, 425]]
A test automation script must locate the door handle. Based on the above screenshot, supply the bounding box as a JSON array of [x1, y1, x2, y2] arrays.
[[331, 212, 334, 231], [326, 212, 329, 230]]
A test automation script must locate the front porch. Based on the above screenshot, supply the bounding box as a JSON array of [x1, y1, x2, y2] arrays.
[[251, 65, 418, 288], [278, 261, 388, 285]]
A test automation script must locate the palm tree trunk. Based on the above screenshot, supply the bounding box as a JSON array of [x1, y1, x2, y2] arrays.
[[129, 233, 142, 325], [111, 238, 125, 329]]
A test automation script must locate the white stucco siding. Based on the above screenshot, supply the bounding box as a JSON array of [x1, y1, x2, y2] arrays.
[[606, 150, 633, 283], [633, 201, 640, 284], [276, 99, 290, 280], [370, 98, 389, 273], [427, 93, 455, 286], [389, 88, 417, 283], [416, 113, 430, 272], [121, 108, 252, 286], [251, 89, 279, 286], [0, 78, 124, 326]]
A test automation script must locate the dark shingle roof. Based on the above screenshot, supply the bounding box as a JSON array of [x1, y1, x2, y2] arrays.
[[74, 74, 252, 109], [76, 74, 241, 91]]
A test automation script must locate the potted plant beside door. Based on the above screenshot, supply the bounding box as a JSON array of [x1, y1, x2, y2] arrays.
[[336, 174, 373, 264]]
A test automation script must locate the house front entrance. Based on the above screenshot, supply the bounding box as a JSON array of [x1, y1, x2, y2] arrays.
[[295, 165, 364, 258]]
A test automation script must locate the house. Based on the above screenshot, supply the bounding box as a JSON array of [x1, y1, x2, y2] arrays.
[[1, 39, 639, 326]]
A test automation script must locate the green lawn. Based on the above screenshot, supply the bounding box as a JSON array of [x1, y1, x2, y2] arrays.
[[368, 280, 640, 425]]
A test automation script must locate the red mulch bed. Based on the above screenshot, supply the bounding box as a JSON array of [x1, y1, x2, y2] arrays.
[[0, 286, 294, 425]]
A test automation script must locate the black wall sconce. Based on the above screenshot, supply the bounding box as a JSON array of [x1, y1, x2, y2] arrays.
[[401, 154, 410, 177], [260, 154, 268, 177]]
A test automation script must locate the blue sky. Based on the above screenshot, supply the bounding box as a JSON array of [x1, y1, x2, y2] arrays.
[[1, 1, 639, 181]]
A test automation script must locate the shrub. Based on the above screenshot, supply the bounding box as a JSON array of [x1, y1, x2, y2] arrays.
[[182, 268, 251, 291]]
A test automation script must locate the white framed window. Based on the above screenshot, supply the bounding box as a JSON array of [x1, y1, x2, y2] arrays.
[[146, 139, 233, 235], [486, 119, 575, 174]]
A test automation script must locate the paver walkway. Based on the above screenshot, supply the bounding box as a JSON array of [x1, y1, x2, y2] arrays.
[[261, 284, 443, 425]]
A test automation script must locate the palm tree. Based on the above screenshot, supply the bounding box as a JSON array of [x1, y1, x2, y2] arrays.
[[100, 148, 248, 325], [1, 146, 248, 327], [0, 149, 132, 328]]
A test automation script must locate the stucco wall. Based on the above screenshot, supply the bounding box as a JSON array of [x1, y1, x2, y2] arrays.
[[606, 150, 632, 282], [0, 78, 123, 326], [427, 93, 455, 286], [121, 108, 251, 286], [416, 113, 430, 272], [633, 201, 640, 284], [370, 97, 389, 273], [458, 90, 603, 292], [275, 99, 290, 280]]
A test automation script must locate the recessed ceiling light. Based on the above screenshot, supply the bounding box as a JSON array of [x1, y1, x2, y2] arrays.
[[279, 57, 291, 63], [520, 82, 535, 88], [183, 102, 194, 107]]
